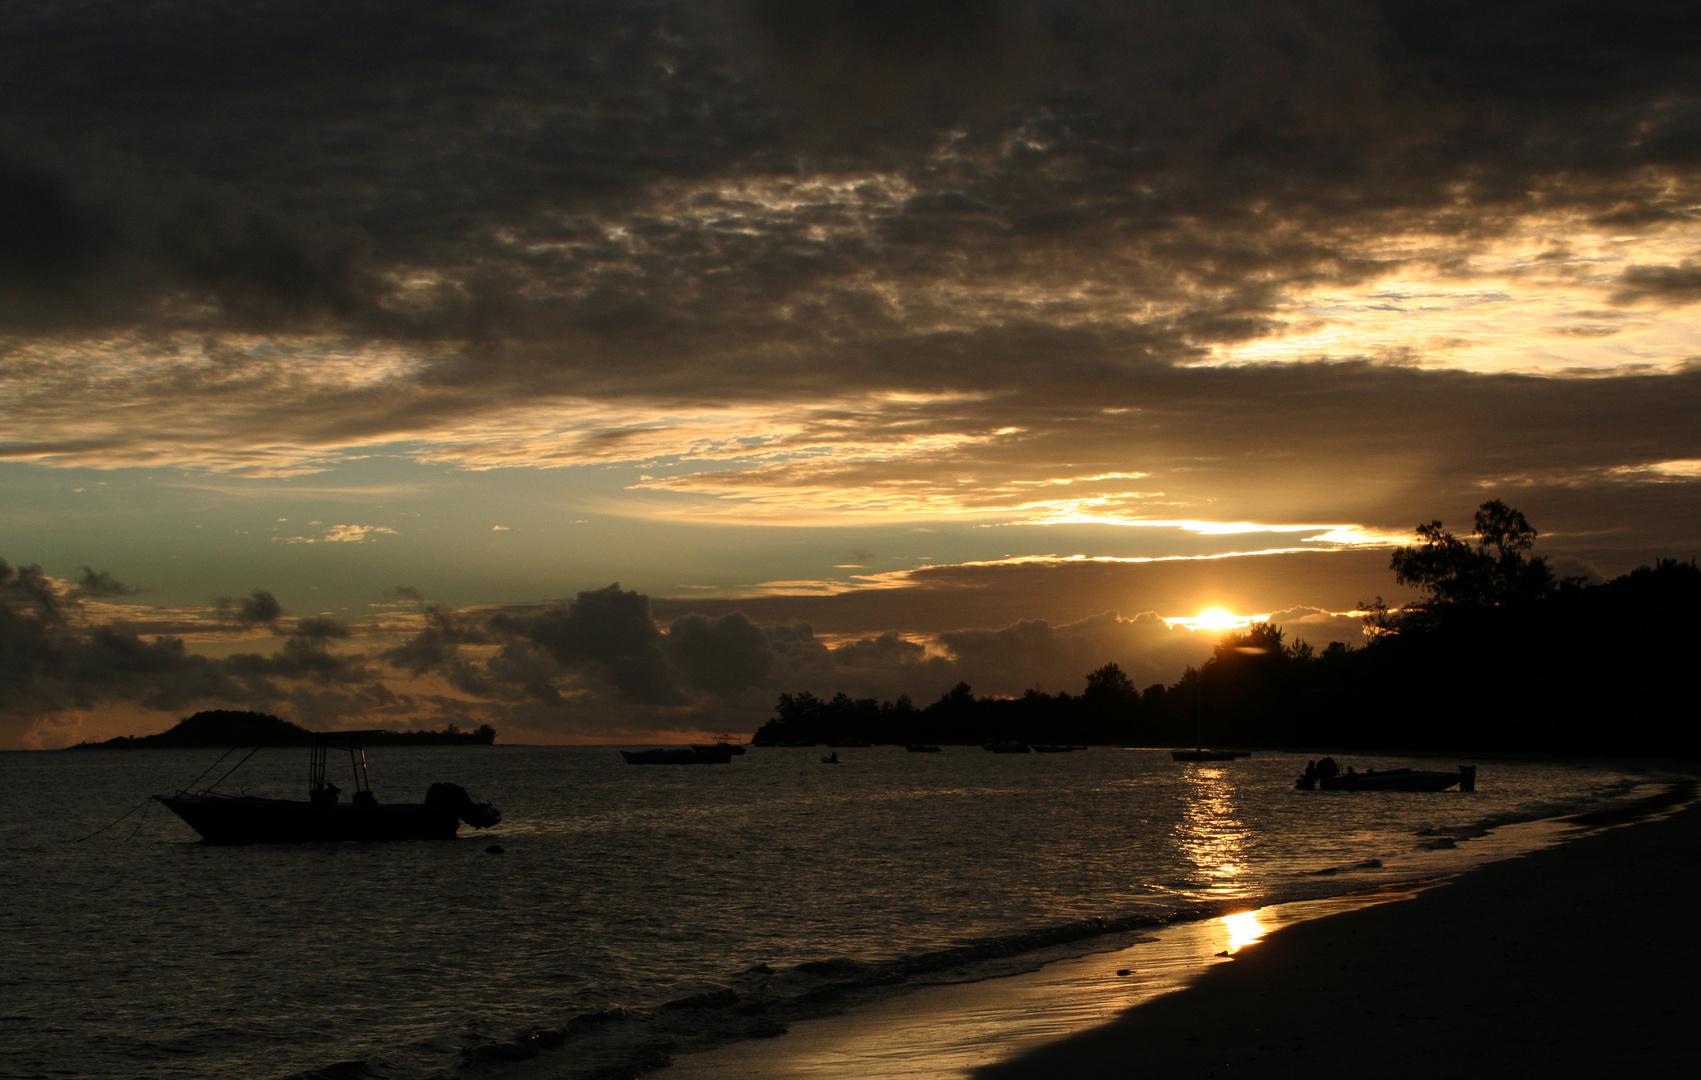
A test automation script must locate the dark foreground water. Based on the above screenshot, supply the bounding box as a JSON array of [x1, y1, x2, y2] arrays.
[[0, 745, 1657, 1080]]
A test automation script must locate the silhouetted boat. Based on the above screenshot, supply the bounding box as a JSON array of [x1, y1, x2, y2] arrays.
[[1171, 749, 1240, 762], [155, 731, 500, 844], [1296, 757, 1476, 792], [692, 735, 746, 755], [621, 747, 732, 764], [1171, 665, 1249, 762], [983, 740, 1032, 753], [905, 744, 942, 752]]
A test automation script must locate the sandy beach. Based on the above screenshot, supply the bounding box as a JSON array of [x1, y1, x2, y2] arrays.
[[979, 785, 1701, 1079]]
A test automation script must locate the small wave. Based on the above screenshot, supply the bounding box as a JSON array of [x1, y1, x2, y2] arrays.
[[1304, 858, 1383, 876], [284, 1062, 385, 1080], [442, 908, 1242, 1080]]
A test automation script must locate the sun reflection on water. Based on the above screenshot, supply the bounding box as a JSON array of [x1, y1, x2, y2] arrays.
[[1220, 909, 1267, 953], [1174, 766, 1255, 899]]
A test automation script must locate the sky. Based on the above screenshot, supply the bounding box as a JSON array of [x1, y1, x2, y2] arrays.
[[3, 1, 1700, 748]]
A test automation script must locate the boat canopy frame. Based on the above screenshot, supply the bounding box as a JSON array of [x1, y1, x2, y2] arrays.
[[308, 732, 379, 796]]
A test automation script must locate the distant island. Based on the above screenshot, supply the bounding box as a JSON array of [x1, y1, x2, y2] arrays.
[[753, 502, 1701, 757], [75, 710, 497, 749]]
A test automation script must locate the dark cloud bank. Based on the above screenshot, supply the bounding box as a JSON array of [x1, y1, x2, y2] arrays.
[[11, 555, 1376, 745], [0, 3, 1698, 544], [6, 0, 1699, 344]]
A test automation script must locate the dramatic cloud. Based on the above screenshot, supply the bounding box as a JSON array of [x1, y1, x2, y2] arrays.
[[492, 584, 686, 706], [666, 611, 776, 696], [1, 1, 1697, 534], [3, 3, 1700, 740], [223, 589, 283, 626], [73, 567, 140, 598], [0, 562, 379, 744]]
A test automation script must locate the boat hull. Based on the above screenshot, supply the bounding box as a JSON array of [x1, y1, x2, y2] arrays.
[[156, 795, 461, 844], [1171, 749, 1239, 761], [1321, 771, 1462, 792]]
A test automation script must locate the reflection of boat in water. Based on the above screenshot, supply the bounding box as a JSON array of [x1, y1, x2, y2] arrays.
[[621, 747, 732, 764], [155, 731, 500, 844], [1296, 756, 1476, 792]]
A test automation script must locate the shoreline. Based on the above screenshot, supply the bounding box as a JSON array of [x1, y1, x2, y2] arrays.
[[979, 779, 1701, 1079], [650, 778, 1695, 1080]]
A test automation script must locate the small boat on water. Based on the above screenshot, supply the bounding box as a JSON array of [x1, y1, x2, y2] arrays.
[[983, 740, 1032, 753], [621, 747, 733, 764], [155, 731, 500, 844], [1171, 749, 1244, 762], [692, 735, 747, 756], [905, 744, 942, 753], [1295, 756, 1476, 792]]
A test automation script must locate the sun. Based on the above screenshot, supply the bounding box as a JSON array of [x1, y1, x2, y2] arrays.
[[1194, 607, 1242, 632]]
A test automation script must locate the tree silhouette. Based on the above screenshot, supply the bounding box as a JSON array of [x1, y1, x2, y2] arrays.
[[1389, 499, 1556, 625], [1083, 662, 1137, 699]]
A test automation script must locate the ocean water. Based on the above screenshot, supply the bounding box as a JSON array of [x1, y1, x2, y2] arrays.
[[0, 745, 1656, 1080]]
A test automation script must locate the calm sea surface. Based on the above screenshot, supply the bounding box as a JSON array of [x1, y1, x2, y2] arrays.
[[0, 745, 1656, 1080]]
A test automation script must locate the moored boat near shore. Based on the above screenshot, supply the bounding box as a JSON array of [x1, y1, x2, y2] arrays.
[[1171, 748, 1242, 762], [155, 731, 501, 844], [1295, 756, 1477, 791], [692, 735, 746, 756]]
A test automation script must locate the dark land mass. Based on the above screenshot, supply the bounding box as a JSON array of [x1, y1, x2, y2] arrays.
[[74, 710, 497, 748], [755, 503, 1701, 756]]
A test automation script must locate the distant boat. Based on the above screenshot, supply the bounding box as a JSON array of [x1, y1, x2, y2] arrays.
[[905, 744, 942, 753], [1171, 666, 1248, 762], [692, 735, 746, 756], [621, 747, 732, 765], [821, 752, 841, 764], [155, 731, 500, 845], [1170, 749, 1240, 762], [983, 740, 1032, 753], [1032, 744, 1084, 753], [1296, 757, 1476, 792]]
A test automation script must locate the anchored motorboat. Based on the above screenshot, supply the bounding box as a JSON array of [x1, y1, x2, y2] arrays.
[[155, 730, 500, 844]]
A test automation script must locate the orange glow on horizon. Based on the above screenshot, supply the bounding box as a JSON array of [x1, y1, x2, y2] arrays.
[[1164, 607, 1266, 633]]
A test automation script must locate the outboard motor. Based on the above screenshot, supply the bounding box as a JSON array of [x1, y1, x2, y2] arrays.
[[424, 782, 503, 828]]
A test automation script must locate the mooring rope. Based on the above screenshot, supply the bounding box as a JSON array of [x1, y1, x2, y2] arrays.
[[202, 744, 267, 795], [123, 798, 153, 841], [75, 796, 153, 842], [77, 743, 267, 843], [177, 746, 239, 794]]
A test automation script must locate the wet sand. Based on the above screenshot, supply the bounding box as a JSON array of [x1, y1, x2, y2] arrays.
[[979, 789, 1701, 1079]]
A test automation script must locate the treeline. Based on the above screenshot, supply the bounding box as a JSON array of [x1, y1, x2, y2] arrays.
[[752, 503, 1701, 755]]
